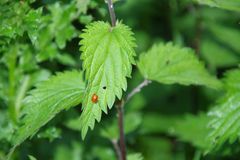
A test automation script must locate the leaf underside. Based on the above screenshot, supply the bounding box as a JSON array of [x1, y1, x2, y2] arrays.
[[13, 70, 85, 146], [79, 21, 136, 138], [137, 43, 222, 89]]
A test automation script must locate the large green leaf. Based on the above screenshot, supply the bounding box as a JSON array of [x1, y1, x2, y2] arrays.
[[12, 70, 85, 146], [137, 43, 222, 89], [79, 21, 136, 138], [172, 114, 211, 150], [207, 69, 240, 151], [195, 0, 240, 12], [141, 113, 210, 150]]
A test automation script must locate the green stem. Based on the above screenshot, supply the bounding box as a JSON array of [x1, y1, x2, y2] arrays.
[[8, 47, 17, 123], [107, 0, 116, 27], [117, 101, 126, 160], [111, 139, 122, 160], [15, 75, 30, 119]]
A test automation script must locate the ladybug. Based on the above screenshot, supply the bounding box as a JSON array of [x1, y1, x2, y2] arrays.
[[91, 93, 98, 103]]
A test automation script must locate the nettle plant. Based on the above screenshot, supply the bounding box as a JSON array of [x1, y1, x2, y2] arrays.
[[1, 0, 240, 160]]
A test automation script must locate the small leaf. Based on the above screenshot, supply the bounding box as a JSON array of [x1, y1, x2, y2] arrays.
[[79, 21, 136, 138], [172, 114, 211, 150], [223, 69, 240, 91], [48, 3, 77, 49], [194, 0, 240, 12], [12, 70, 85, 146], [56, 53, 77, 66], [37, 127, 61, 142], [53, 142, 83, 160], [28, 155, 37, 160], [76, 0, 91, 14], [24, 8, 43, 44], [127, 153, 144, 160], [137, 43, 222, 89], [101, 112, 142, 139]]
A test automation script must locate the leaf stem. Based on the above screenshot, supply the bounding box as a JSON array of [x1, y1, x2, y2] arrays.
[[115, 79, 151, 160], [126, 79, 152, 104], [117, 100, 126, 160], [15, 75, 30, 119], [111, 139, 122, 160], [107, 0, 116, 27]]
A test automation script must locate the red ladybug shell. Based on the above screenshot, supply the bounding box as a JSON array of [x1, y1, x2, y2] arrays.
[[91, 94, 98, 103]]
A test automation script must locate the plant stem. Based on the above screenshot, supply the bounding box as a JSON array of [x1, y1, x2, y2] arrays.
[[117, 101, 126, 160], [8, 47, 17, 124], [115, 79, 151, 160], [111, 139, 122, 160], [105, 1, 151, 159], [106, 1, 124, 159], [126, 79, 152, 104], [107, 0, 116, 27]]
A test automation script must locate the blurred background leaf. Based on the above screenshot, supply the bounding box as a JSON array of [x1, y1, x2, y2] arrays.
[[1, 0, 240, 160]]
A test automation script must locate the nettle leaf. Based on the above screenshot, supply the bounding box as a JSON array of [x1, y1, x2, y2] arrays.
[[137, 43, 222, 89], [207, 69, 240, 151], [194, 0, 240, 12], [224, 70, 240, 91], [24, 8, 43, 44], [0, 2, 29, 38], [127, 153, 144, 160], [141, 113, 210, 150], [172, 114, 211, 150], [75, 0, 91, 14], [12, 70, 85, 146], [48, 3, 77, 49], [79, 21, 136, 138]]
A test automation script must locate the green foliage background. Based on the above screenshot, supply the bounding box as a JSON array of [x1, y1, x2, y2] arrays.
[[0, 0, 240, 160]]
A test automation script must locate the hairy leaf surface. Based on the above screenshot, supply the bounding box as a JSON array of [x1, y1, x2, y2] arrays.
[[79, 21, 136, 138], [137, 43, 222, 89], [13, 70, 85, 146], [208, 69, 240, 151]]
